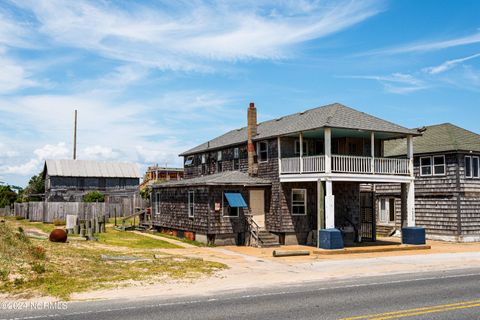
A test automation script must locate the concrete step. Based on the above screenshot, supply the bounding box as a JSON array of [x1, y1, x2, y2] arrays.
[[257, 230, 280, 247]]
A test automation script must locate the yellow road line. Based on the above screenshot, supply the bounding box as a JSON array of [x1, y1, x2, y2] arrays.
[[370, 303, 480, 320], [339, 299, 480, 320]]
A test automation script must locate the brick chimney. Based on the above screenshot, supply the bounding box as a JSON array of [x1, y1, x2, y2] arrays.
[[247, 102, 258, 176]]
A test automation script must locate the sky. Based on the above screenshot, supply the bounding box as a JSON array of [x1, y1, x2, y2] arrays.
[[0, 0, 480, 187]]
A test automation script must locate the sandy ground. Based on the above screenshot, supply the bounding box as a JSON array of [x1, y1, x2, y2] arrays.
[[70, 238, 480, 301]]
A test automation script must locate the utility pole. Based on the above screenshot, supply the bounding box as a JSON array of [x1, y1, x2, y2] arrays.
[[73, 109, 77, 160]]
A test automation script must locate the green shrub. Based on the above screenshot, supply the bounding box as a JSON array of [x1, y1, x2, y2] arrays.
[[82, 191, 105, 203], [31, 263, 46, 274], [13, 278, 24, 286], [53, 219, 66, 226], [0, 268, 9, 281], [15, 216, 25, 220]]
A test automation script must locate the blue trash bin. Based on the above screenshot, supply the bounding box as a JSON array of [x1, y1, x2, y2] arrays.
[[402, 227, 426, 245], [319, 228, 344, 250]]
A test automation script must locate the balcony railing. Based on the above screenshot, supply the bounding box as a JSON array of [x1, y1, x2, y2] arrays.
[[280, 155, 410, 175]]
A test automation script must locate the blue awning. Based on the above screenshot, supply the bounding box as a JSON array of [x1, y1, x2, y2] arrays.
[[224, 192, 248, 208]]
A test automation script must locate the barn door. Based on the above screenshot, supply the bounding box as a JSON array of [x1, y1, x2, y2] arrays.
[[360, 192, 375, 242]]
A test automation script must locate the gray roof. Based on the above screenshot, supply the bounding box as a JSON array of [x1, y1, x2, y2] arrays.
[[153, 171, 271, 188], [384, 123, 480, 157], [45, 159, 140, 178], [180, 103, 418, 156]]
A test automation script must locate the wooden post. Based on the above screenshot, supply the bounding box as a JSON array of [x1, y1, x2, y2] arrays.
[[325, 128, 332, 173], [371, 131, 375, 174], [73, 109, 77, 160], [277, 136, 282, 174], [299, 132, 304, 173]]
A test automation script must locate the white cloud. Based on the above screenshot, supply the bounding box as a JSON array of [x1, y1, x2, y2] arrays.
[[423, 52, 480, 74], [33, 142, 69, 159], [83, 145, 120, 160], [10, 0, 381, 70], [340, 73, 428, 94], [0, 56, 39, 93], [370, 32, 480, 55]]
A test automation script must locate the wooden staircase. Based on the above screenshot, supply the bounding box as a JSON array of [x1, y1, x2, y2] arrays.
[[377, 225, 396, 237], [245, 214, 280, 247]]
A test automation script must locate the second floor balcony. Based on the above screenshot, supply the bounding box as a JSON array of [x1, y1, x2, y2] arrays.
[[278, 127, 413, 177]]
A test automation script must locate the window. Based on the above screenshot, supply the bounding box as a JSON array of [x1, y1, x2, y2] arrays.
[[201, 154, 207, 175], [465, 156, 472, 178], [184, 156, 194, 166], [188, 191, 195, 218], [155, 193, 161, 215], [233, 147, 240, 170], [257, 141, 268, 162], [217, 151, 223, 161], [294, 140, 308, 156], [420, 157, 432, 176], [217, 151, 223, 172], [466, 156, 480, 178], [474, 157, 480, 178], [292, 189, 307, 215], [201, 154, 206, 164], [433, 155, 446, 176], [223, 192, 239, 217]]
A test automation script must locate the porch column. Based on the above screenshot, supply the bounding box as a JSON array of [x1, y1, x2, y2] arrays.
[[325, 180, 335, 228], [299, 132, 304, 173], [370, 132, 375, 174], [407, 135, 414, 176], [324, 128, 332, 173], [407, 181, 415, 227]]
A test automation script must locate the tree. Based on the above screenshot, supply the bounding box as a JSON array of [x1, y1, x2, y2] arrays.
[[0, 185, 18, 207], [82, 191, 105, 203], [22, 172, 45, 201]]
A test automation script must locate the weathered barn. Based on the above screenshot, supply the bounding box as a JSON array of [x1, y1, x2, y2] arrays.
[[376, 123, 480, 242], [150, 103, 421, 247], [43, 159, 140, 202]]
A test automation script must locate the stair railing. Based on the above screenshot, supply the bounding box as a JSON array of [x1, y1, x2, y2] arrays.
[[244, 213, 260, 247]]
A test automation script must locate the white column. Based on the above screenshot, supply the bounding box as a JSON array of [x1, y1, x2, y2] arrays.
[[325, 180, 335, 229], [277, 136, 282, 174], [407, 135, 414, 176], [325, 128, 332, 173], [407, 181, 415, 227], [299, 132, 304, 173], [370, 132, 375, 174]]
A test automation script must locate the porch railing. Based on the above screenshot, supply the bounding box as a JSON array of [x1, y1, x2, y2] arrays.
[[374, 158, 409, 175], [332, 155, 371, 174], [280, 154, 410, 175], [303, 155, 325, 173]]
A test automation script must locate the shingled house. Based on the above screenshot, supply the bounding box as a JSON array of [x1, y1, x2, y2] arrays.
[[150, 103, 421, 247], [44, 159, 140, 202], [376, 123, 480, 242]]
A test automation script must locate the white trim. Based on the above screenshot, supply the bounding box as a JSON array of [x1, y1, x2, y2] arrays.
[[432, 155, 446, 176], [420, 156, 432, 176], [280, 173, 414, 183], [291, 188, 307, 216], [257, 141, 269, 163], [187, 190, 195, 218]]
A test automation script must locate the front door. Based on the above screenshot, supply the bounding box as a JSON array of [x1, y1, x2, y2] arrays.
[[249, 190, 265, 229], [379, 198, 395, 224]]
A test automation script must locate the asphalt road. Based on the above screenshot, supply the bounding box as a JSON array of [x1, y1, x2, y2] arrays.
[[2, 268, 480, 320]]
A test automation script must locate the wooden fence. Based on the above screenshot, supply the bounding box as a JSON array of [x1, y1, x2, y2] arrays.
[[0, 206, 12, 217], [12, 198, 148, 223]]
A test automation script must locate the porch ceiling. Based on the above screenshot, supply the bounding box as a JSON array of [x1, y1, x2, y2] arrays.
[[283, 128, 406, 140]]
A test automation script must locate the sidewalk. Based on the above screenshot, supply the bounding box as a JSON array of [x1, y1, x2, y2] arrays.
[[71, 238, 480, 301]]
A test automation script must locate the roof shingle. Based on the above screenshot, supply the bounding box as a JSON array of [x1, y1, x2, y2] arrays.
[[45, 159, 140, 178], [180, 103, 418, 156], [153, 171, 271, 188]]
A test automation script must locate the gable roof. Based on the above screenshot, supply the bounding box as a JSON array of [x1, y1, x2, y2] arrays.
[[180, 103, 418, 156], [44, 159, 140, 178], [384, 123, 480, 157], [153, 171, 271, 188]]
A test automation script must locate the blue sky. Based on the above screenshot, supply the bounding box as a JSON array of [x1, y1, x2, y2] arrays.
[[0, 0, 479, 187]]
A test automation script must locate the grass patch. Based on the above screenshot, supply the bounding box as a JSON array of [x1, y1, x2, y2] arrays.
[[3, 217, 56, 234], [0, 221, 225, 300], [96, 227, 181, 249]]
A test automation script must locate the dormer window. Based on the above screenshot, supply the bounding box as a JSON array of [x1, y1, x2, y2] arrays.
[[257, 141, 268, 163]]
